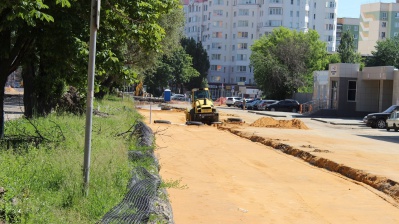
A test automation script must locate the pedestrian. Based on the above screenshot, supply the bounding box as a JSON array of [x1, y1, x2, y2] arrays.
[[242, 99, 246, 110]]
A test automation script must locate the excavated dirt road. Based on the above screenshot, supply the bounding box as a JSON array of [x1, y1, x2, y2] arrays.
[[138, 104, 399, 223]]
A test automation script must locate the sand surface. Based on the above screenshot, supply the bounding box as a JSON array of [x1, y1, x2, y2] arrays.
[[138, 106, 399, 224]]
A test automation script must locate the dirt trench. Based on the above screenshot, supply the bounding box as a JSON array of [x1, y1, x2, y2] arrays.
[[218, 124, 399, 203]]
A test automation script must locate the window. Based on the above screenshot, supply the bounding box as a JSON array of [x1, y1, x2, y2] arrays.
[[213, 10, 223, 16], [354, 34, 358, 39], [326, 35, 333, 41], [213, 21, 223, 27], [238, 9, 249, 16], [269, 8, 283, 15], [382, 22, 387, 28], [270, 0, 281, 3], [325, 24, 334, 30], [296, 11, 299, 17], [326, 13, 334, 19], [291, 0, 293, 4], [212, 32, 223, 38], [211, 54, 221, 60], [290, 11, 293, 17], [210, 65, 222, 71], [237, 43, 248, 49], [382, 12, 387, 20], [396, 12, 399, 18], [268, 20, 282, 27], [212, 42, 222, 49], [238, 32, 248, 38], [238, 20, 249, 27], [238, 0, 256, 4], [297, 0, 300, 6], [382, 32, 386, 38], [237, 66, 246, 72], [326, 1, 335, 8], [354, 26, 358, 31], [347, 81, 356, 102], [237, 77, 246, 82], [395, 32, 399, 37], [211, 76, 221, 82], [214, 0, 224, 5], [236, 54, 247, 61], [395, 22, 399, 28]]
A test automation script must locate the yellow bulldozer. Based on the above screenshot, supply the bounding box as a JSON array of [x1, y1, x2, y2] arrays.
[[185, 88, 219, 124]]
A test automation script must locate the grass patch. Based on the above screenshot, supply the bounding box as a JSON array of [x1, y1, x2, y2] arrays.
[[0, 96, 145, 223]]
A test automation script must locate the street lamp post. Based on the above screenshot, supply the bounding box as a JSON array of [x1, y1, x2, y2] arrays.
[[83, 0, 100, 196]]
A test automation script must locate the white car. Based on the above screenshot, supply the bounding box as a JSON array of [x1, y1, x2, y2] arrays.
[[225, 97, 242, 107], [386, 110, 399, 131]]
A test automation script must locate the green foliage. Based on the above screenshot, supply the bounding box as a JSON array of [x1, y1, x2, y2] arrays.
[[250, 28, 329, 99], [145, 46, 200, 95], [337, 31, 363, 64], [366, 36, 399, 68], [0, 97, 150, 223], [181, 37, 210, 89]]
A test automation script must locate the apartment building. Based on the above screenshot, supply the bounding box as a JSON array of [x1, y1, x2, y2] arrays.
[[336, 18, 360, 51], [358, 1, 399, 55], [183, 0, 338, 98]]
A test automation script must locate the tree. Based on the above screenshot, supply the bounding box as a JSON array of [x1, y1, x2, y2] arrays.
[[366, 36, 399, 68], [250, 27, 329, 99], [337, 30, 362, 64], [181, 37, 210, 90], [145, 47, 199, 95], [0, 0, 71, 137], [1, 0, 184, 137]]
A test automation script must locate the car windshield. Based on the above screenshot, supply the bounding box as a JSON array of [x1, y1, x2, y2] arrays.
[[383, 105, 398, 113]]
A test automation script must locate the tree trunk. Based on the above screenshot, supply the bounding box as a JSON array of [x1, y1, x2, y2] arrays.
[[0, 65, 9, 138], [22, 61, 35, 118]]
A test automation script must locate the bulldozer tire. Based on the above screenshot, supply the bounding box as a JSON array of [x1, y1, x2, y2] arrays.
[[154, 120, 171, 124], [186, 121, 203, 126]]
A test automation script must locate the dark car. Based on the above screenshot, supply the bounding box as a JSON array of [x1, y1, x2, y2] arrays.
[[257, 100, 279, 111], [265, 99, 300, 112], [246, 100, 261, 110], [363, 105, 399, 129]]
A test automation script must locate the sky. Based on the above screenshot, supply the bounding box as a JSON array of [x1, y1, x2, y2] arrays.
[[337, 0, 396, 18]]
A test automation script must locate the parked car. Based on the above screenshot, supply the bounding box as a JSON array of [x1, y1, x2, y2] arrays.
[[171, 94, 186, 101], [265, 99, 300, 112], [226, 97, 242, 107], [246, 100, 261, 110], [364, 105, 399, 129], [257, 100, 279, 111], [386, 110, 399, 131], [234, 98, 250, 107]]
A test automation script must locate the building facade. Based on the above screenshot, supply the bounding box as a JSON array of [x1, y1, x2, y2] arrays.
[[358, 1, 399, 55], [183, 0, 338, 98], [312, 63, 399, 117], [336, 17, 360, 51]]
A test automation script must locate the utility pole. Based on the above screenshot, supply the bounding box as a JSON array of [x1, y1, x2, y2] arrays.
[[83, 0, 100, 196]]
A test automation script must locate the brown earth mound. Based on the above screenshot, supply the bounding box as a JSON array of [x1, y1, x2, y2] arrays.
[[250, 117, 309, 129]]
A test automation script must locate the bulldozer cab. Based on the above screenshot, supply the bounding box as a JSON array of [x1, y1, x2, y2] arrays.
[[193, 89, 210, 101]]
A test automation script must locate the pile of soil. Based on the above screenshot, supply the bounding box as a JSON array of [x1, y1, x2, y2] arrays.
[[250, 117, 309, 129]]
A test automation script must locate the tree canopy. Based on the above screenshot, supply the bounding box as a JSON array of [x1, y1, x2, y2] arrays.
[[145, 46, 200, 96], [366, 36, 399, 68], [0, 0, 184, 137], [250, 27, 329, 99], [181, 37, 210, 90], [337, 30, 362, 64]]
